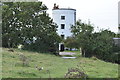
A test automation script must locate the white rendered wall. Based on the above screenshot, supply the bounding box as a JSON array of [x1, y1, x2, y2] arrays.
[[52, 9, 76, 39], [118, 2, 120, 33]]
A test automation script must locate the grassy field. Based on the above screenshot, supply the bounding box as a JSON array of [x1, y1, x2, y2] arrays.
[[2, 48, 119, 78]]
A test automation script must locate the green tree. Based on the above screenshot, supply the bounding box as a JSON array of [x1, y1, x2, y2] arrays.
[[64, 36, 79, 50], [71, 20, 119, 63], [91, 30, 115, 59], [71, 20, 94, 57], [2, 2, 61, 53]]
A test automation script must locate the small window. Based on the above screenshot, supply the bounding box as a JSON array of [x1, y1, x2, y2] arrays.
[[61, 24, 65, 29], [119, 27, 120, 29], [61, 16, 65, 20], [61, 35, 64, 39], [119, 24, 120, 27]]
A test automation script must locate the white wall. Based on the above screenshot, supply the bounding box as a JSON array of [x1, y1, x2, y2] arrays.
[[52, 9, 76, 39], [118, 1, 120, 33]]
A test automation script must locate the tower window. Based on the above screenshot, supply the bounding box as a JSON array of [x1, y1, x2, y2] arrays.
[[61, 16, 65, 20], [119, 26, 120, 29], [61, 35, 64, 39], [61, 24, 65, 29]]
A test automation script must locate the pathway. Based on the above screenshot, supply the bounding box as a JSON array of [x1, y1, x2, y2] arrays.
[[59, 52, 76, 56]]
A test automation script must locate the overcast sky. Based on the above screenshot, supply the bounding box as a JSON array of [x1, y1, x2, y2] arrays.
[[39, 0, 119, 33]]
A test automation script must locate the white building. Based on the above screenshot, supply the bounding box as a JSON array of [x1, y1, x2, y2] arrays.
[[118, 1, 120, 33], [52, 4, 76, 51], [52, 4, 76, 39], [116, 2, 120, 47]]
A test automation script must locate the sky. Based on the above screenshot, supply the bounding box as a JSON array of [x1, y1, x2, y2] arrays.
[[39, 0, 119, 33]]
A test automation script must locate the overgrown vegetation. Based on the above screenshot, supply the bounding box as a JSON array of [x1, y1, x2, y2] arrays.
[[70, 20, 120, 63], [19, 53, 29, 67], [64, 36, 79, 50], [2, 48, 118, 78], [2, 2, 61, 53], [64, 65, 88, 79], [2, 2, 119, 64]]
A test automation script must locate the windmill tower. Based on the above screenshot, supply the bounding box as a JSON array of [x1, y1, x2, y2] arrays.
[[118, 1, 120, 34], [52, 4, 76, 51], [113, 2, 120, 47]]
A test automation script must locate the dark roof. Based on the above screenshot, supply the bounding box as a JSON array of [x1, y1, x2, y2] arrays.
[[52, 8, 76, 11]]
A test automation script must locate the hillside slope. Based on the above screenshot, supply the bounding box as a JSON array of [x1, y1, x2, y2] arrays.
[[2, 48, 119, 78]]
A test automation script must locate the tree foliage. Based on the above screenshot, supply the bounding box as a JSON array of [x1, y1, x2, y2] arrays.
[[71, 20, 120, 63], [64, 36, 79, 50], [71, 20, 94, 57], [2, 2, 61, 53]]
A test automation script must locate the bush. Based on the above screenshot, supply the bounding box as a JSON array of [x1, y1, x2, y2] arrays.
[[64, 67, 88, 79], [2, 2, 61, 54], [71, 20, 119, 63], [91, 56, 98, 60], [19, 53, 29, 67]]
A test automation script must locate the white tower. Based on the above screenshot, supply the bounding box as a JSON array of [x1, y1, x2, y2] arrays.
[[52, 4, 76, 39], [118, 1, 120, 33], [52, 4, 76, 51]]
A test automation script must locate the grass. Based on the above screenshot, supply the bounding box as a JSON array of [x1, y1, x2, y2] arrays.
[[2, 48, 119, 78]]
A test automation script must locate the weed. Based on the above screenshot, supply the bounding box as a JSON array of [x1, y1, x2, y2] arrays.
[[19, 53, 29, 67], [64, 67, 88, 79]]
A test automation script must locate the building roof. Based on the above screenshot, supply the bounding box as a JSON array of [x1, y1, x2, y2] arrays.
[[113, 38, 120, 39], [52, 8, 76, 11]]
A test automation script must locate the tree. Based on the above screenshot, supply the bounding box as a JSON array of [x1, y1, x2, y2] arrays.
[[64, 36, 79, 50], [2, 2, 61, 53], [71, 20, 94, 57], [91, 30, 115, 59], [71, 20, 119, 63]]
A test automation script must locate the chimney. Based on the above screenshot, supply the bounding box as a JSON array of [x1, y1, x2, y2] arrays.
[[53, 3, 59, 9]]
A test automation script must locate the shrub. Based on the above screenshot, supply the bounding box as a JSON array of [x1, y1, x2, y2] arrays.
[[19, 53, 29, 67], [91, 56, 98, 60], [64, 67, 87, 79]]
